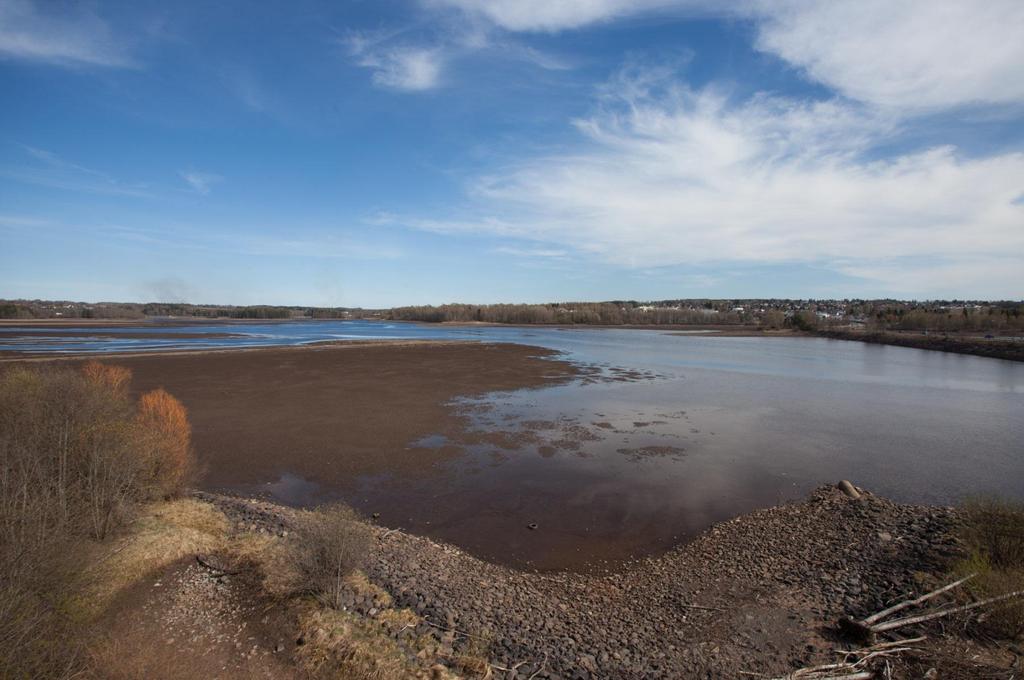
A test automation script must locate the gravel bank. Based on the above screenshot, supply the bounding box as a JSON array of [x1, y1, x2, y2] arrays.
[[200, 485, 959, 679]]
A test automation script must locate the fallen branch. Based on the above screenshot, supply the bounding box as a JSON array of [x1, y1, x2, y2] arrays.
[[527, 652, 548, 680], [196, 553, 242, 576], [766, 637, 926, 679], [422, 617, 491, 642], [841, 574, 975, 641], [833, 636, 927, 654], [770, 669, 872, 680], [872, 589, 1024, 633], [861, 574, 976, 625], [486, 660, 526, 675], [679, 603, 726, 612]]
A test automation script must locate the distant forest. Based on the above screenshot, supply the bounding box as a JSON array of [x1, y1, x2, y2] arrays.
[[0, 300, 360, 321], [387, 302, 744, 325], [387, 301, 1024, 333], [3, 298, 1023, 333]]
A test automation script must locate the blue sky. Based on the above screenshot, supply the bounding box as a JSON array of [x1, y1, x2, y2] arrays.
[[1, 0, 1022, 306]]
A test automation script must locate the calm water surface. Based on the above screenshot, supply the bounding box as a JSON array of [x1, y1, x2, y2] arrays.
[[4, 321, 1023, 569]]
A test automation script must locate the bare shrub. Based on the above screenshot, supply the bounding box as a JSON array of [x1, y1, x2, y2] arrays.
[[81, 419, 147, 540], [0, 363, 197, 678], [961, 497, 1024, 569], [290, 504, 371, 609], [955, 497, 1024, 639], [81, 361, 132, 395], [0, 534, 86, 680]]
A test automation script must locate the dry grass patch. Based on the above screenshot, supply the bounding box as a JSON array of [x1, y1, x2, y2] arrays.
[[74, 498, 229, 618], [451, 632, 493, 677], [227, 530, 298, 596], [346, 569, 393, 608], [296, 607, 419, 679], [378, 607, 420, 632]]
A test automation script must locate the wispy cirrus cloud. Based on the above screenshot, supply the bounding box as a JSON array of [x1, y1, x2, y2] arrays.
[[493, 245, 569, 258], [431, 0, 1024, 111], [0, 0, 136, 67], [0, 213, 49, 228], [377, 1, 1024, 297], [1, 145, 152, 196], [389, 63, 1024, 297], [344, 31, 445, 91], [426, 0, 683, 33], [341, 18, 573, 93], [179, 170, 223, 196], [749, 0, 1024, 111]]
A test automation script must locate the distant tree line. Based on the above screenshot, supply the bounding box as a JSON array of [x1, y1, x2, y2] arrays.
[[388, 302, 745, 325], [4, 297, 1023, 333], [0, 300, 365, 321], [860, 302, 1024, 333]]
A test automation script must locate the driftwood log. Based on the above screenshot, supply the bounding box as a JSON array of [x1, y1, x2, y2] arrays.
[[765, 637, 926, 679], [871, 588, 1024, 632], [837, 480, 861, 500], [840, 572, 1024, 643]]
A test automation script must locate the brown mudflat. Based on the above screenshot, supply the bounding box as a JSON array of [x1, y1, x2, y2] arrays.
[[101, 340, 577, 495]]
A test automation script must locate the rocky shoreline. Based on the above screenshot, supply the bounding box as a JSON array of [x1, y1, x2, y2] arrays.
[[199, 484, 962, 679]]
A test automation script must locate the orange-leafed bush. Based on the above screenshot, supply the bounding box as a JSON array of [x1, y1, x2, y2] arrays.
[[136, 388, 194, 497], [81, 361, 132, 395]]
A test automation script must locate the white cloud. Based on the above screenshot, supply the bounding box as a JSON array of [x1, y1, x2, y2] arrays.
[[432, 0, 1024, 111], [836, 258, 1024, 299], [750, 0, 1024, 110], [345, 33, 445, 91], [367, 47, 444, 91], [395, 66, 1024, 296], [493, 245, 568, 258], [179, 171, 222, 196], [0, 0, 134, 67], [428, 0, 682, 32]]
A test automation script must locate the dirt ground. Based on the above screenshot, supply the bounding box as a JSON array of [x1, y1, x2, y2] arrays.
[[79, 342, 579, 492], [94, 557, 298, 680]]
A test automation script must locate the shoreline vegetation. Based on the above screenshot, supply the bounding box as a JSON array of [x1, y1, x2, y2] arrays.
[[817, 328, 1024, 363]]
